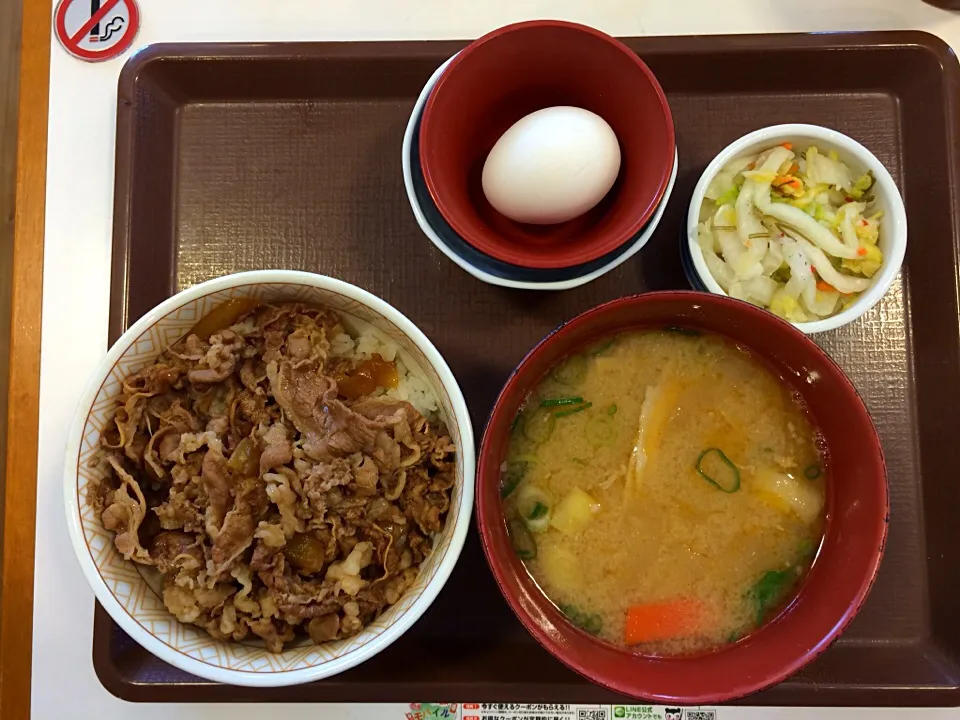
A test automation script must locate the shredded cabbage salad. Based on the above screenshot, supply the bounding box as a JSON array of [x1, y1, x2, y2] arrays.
[[697, 143, 882, 323]]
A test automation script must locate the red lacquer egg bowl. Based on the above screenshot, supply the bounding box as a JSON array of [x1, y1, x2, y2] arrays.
[[419, 20, 675, 269]]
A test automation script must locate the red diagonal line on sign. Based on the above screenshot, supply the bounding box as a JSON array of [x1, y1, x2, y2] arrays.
[[68, 0, 122, 45]]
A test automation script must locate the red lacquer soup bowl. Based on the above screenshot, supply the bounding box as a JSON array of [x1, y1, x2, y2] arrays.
[[476, 291, 888, 703]]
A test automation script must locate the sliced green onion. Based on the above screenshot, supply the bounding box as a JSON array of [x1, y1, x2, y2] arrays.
[[540, 396, 584, 408], [664, 325, 700, 336], [605, 403, 617, 416], [500, 459, 530, 499], [713, 225, 736, 231], [589, 337, 617, 356], [552, 355, 587, 385], [517, 484, 552, 532], [748, 232, 771, 239], [804, 464, 821, 480], [586, 416, 614, 445], [510, 412, 522, 435], [559, 603, 602, 636], [554, 402, 592, 418], [500, 474, 522, 499], [751, 568, 796, 625], [508, 519, 537, 560], [527, 502, 548, 520], [523, 409, 556, 444], [695, 448, 741, 493], [581, 613, 603, 636]]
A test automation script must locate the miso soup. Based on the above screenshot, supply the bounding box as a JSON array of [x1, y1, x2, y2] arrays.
[[501, 329, 826, 655]]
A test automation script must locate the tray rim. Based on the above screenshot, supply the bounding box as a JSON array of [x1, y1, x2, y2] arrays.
[[111, 29, 960, 339], [103, 30, 960, 706]]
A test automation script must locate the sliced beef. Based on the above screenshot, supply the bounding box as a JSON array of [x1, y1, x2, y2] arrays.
[[102, 456, 151, 563], [150, 530, 203, 573], [248, 618, 296, 654], [210, 477, 261, 574], [201, 447, 232, 534], [96, 301, 456, 653], [259, 425, 293, 474], [307, 614, 340, 643], [350, 398, 421, 426], [267, 359, 385, 459]]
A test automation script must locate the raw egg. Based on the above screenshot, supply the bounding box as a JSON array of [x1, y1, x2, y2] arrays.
[[481, 106, 621, 225]]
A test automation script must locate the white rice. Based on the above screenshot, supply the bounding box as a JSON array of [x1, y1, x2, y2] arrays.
[[329, 319, 441, 421]]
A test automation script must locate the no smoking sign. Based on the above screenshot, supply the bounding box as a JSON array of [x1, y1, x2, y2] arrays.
[[55, 0, 140, 62]]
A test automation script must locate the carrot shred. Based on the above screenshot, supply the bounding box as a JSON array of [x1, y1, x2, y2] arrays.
[[816, 280, 836, 293], [773, 177, 801, 190], [781, 142, 793, 150], [856, 247, 867, 256], [624, 599, 703, 645], [788, 163, 799, 175]]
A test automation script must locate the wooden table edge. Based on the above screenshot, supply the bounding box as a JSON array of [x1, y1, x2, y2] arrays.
[[0, 0, 52, 717]]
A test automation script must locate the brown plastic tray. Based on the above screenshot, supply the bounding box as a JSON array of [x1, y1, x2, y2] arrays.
[[101, 32, 960, 705]]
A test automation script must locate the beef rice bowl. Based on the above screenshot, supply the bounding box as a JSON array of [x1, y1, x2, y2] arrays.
[[74, 279, 468, 671]]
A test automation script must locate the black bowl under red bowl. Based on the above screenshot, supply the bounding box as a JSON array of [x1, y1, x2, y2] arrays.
[[476, 291, 888, 704]]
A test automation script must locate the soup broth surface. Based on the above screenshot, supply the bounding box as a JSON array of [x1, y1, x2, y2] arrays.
[[502, 330, 825, 655]]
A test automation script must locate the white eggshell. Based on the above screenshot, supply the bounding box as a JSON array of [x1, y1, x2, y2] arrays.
[[481, 106, 621, 225]]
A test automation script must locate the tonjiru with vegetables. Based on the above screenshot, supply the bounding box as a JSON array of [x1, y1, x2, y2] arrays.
[[697, 142, 882, 323], [501, 329, 826, 655]]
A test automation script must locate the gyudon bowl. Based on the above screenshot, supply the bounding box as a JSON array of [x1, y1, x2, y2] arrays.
[[64, 270, 474, 686]]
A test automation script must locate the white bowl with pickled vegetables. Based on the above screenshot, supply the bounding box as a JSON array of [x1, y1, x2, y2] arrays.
[[685, 124, 907, 333]]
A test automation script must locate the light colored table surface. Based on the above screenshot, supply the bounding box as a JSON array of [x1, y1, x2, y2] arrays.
[[32, 1, 960, 718]]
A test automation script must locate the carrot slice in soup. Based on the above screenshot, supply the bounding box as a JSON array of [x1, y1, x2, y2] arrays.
[[624, 599, 703, 645]]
